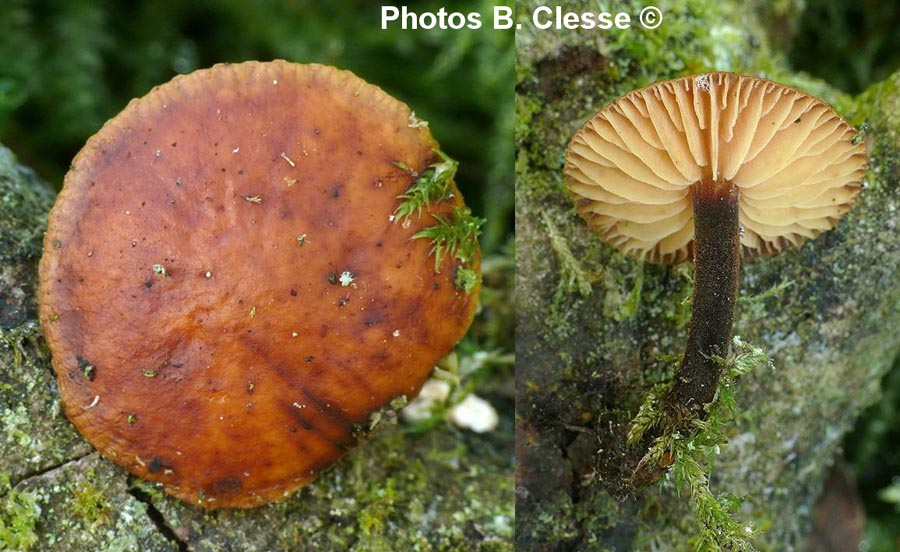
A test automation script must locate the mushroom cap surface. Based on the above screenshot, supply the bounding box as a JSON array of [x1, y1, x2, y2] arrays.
[[565, 72, 867, 264], [38, 61, 479, 508]]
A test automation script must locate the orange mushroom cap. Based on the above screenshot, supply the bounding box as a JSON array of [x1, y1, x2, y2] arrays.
[[38, 61, 479, 508], [565, 72, 867, 264]]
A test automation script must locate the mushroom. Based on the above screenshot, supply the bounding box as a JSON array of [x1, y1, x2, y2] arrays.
[[564, 72, 866, 414], [38, 61, 480, 508]]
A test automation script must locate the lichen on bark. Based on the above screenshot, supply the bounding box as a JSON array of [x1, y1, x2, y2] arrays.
[[515, 0, 900, 549]]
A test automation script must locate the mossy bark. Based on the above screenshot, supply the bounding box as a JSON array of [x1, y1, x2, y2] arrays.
[[515, 0, 900, 549], [0, 143, 514, 551]]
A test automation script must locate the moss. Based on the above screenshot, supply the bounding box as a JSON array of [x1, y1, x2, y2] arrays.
[[0, 322, 92, 483], [470, 250, 514, 353], [541, 211, 593, 302], [137, 412, 512, 551], [2, 454, 178, 551], [629, 339, 772, 549], [0, 147, 92, 489], [455, 266, 480, 293], [853, 70, 900, 133], [846, 356, 900, 548], [394, 148, 459, 223], [70, 472, 111, 528], [413, 206, 485, 273], [0, 476, 40, 552], [0, 145, 54, 328], [393, 149, 486, 277]]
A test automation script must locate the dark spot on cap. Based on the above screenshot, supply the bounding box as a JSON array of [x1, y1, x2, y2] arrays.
[[147, 457, 172, 474], [364, 315, 382, 327], [290, 289, 298, 296], [212, 477, 243, 495]]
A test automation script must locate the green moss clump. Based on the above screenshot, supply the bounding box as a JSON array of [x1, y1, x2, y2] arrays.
[[0, 476, 40, 552], [394, 149, 459, 223], [70, 470, 111, 528], [455, 267, 481, 293], [413, 206, 485, 273], [631, 338, 771, 550]]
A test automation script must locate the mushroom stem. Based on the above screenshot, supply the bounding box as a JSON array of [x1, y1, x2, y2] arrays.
[[670, 179, 741, 414]]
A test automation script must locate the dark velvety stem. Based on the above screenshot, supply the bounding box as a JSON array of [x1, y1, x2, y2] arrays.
[[669, 179, 741, 414]]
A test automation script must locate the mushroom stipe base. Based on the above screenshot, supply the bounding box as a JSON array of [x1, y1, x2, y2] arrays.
[[629, 180, 742, 489]]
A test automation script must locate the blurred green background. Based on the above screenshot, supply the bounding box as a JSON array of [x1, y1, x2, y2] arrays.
[[784, 0, 900, 95], [0, 0, 514, 255]]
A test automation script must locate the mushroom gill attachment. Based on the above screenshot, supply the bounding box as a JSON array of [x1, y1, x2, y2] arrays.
[[564, 72, 866, 418], [38, 61, 480, 508], [565, 72, 866, 265]]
